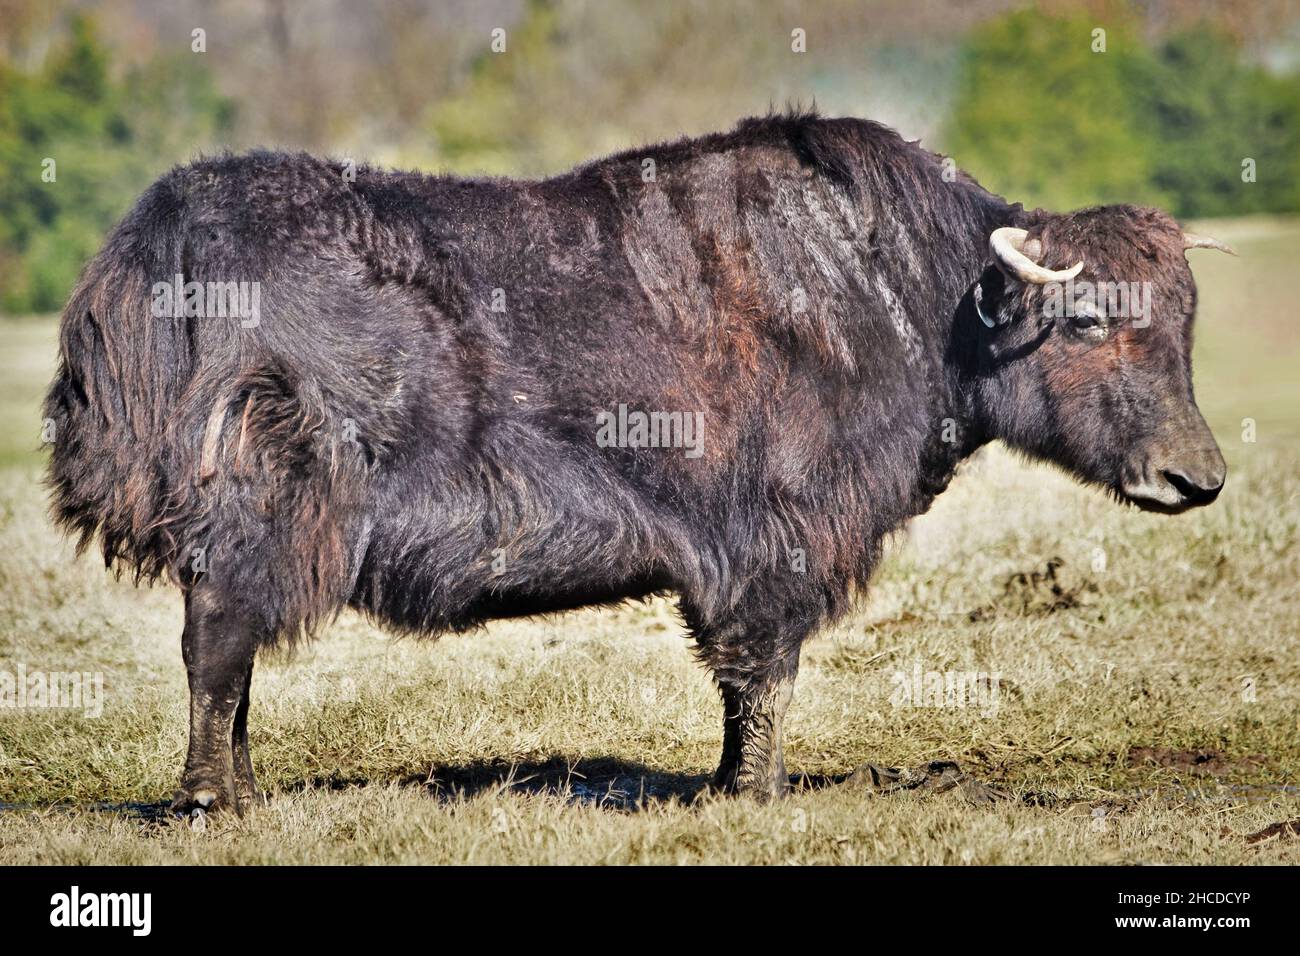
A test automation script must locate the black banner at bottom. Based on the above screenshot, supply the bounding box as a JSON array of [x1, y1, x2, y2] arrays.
[[0, 865, 1284, 942]]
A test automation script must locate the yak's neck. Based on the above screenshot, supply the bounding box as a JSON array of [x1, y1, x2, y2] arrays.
[[928, 187, 1026, 332], [914, 187, 1028, 467]]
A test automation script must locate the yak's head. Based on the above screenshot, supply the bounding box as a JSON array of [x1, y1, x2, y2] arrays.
[[973, 205, 1230, 514]]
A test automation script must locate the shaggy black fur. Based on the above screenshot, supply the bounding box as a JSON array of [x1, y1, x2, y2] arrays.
[[44, 111, 1225, 809]]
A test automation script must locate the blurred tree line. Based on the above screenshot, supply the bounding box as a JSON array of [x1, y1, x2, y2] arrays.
[[945, 6, 1300, 217], [0, 15, 233, 312], [0, 0, 1297, 315]]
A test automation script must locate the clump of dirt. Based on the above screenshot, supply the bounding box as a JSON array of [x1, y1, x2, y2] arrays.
[[839, 760, 1011, 805], [967, 557, 1100, 621], [1126, 746, 1266, 776], [1242, 819, 1300, 845]]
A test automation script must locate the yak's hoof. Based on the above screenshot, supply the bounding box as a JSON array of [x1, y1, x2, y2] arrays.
[[235, 788, 267, 815], [169, 783, 231, 818], [738, 783, 789, 804], [705, 770, 791, 803]]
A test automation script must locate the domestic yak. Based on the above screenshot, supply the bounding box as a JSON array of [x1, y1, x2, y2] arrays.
[[44, 112, 1230, 811]]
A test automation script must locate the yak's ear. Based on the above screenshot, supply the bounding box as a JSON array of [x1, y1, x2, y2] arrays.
[[973, 280, 997, 328], [973, 267, 1012, 329]]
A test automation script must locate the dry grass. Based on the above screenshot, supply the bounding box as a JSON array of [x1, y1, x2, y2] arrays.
[[0, 218, 1297, 864]]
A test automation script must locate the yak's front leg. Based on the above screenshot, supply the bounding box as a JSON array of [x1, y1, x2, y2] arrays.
[[688, 594, 806, 802], [170, 585, 260, 816], [713, 671, 797, 800], [231, 660, 263, 813]]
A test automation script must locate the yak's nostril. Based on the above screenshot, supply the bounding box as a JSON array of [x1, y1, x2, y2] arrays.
[[1162, 469, 1223, 504]]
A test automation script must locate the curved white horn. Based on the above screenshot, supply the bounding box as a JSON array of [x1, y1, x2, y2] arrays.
[[989, 227, 1083, 284], [1182, 232, 1237, 256]]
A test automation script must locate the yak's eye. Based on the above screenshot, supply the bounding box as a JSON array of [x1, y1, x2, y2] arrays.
[[1069, 300, 1107, 334]]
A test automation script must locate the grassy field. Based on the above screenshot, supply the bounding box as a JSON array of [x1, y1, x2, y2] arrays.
[[0, 219, 1297, 865]]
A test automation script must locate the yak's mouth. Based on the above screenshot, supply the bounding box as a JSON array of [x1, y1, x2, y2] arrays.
[[1120, 486, 1198, 514], [1118, 468, 1224, 514]]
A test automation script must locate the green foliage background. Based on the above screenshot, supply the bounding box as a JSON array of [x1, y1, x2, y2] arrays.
[[944, 7, 1300, 217], [0, 2, 1296, 316], [0, 16, 233, 313]]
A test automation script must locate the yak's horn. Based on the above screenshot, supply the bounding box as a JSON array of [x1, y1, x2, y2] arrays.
[[1182, 232, 1237, 256], [989, 227, 1083, 284]]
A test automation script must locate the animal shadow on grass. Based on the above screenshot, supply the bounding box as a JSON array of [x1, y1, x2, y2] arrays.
[[0, 758, 706, 824], [291, 755, 714, 811], [2, 758, 708, 823]]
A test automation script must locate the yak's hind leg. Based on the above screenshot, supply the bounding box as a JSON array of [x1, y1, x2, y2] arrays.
[[686, 588, 812, 802], [170, 583, 262, 817]]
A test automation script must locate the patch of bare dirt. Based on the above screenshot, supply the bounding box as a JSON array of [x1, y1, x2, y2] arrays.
[[968, 558, 1100, 621], [1126, 746, 1266, 776]]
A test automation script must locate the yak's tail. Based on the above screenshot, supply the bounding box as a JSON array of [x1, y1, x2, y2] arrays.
[[44, 176, 198, 585], [43, 168, 381, 643]]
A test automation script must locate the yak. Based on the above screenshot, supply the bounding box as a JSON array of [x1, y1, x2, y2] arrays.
[[44, 112, 1230, 812]]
